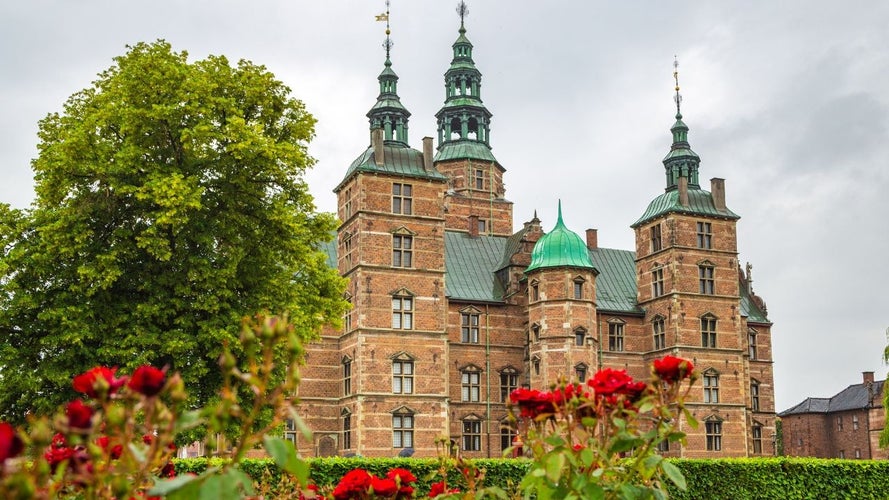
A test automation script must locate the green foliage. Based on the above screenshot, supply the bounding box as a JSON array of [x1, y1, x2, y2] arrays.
[[0, 40, 347, 423], [169, 457, 889, 500]]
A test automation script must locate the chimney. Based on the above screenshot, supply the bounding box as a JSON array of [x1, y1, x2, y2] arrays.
[[372, 128, 384, 166], [863, 371, 875, 384], [422, 136, 434, 172], [468, 215, 479, 238], [585, 228, 598, 250], [711, 178, 726, 211], [678, 175, 689, 207]]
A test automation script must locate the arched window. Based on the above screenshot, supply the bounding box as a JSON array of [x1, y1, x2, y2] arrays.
[[499, 367, 519, 402], [342, 409, 352, 450], [462, 415, 482, 451], [392, 408, 414, 449], [574, 363, 588, 382], [574, 327, 587, 347], [652, 315, 666, 350]]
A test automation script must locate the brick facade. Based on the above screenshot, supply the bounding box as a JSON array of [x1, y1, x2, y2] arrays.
[[294, 20, 776, 460], [780, 372, 887, 459]]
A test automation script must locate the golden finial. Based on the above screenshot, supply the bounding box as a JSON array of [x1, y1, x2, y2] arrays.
[[377, 0, 393, 60], [673, 55, 682, 118]]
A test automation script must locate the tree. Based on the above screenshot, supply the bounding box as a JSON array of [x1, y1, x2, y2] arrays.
[[0, 41, 347, 422]]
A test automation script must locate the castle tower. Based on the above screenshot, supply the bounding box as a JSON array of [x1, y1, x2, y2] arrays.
[[433, 3, 514, 237], [630, 61, 774, 457], [525, 203, 598, 388], [324, 14, 450, 458]]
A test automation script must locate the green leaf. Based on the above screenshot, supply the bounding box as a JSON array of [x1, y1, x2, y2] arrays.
[[147, 473, 200, 496], [661, 459, 686, 490], [263, 435, 310, 485], [545, 453, 566, 484]]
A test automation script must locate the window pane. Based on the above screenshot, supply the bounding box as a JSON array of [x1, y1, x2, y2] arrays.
[[403, 378, 412, 393], [403, 363, 413, 375], [403, 237, 412, 250], [403, 297, 412, 310], [403, 252, 412, 267], [403, 185, 412, 197], [392, 314, 401, 329], [403, 431, 413, 448], [403, 313, 412, 329], [393, 378, 402, 393]]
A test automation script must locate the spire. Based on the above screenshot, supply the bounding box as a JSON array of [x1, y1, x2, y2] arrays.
[[367, 0, 411, 146], [662, 57, 701, 191], [434, 1, 497, 163]]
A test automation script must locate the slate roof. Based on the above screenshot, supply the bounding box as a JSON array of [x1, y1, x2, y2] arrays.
[[632, 188, 740, 228], [779, 380, 885, 416], [336, 144, 448, 191]]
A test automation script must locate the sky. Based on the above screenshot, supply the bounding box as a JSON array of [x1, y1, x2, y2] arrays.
[[2, 1, 888, 413]]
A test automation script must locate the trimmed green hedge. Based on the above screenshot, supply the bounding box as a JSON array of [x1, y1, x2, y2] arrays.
[[172, 457, 889, 499]]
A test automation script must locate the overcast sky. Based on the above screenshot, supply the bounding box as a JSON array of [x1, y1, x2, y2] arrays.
[[2, 1, 889, 413]]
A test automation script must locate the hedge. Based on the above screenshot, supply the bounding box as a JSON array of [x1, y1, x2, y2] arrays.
[[172, 457, 889, 499]]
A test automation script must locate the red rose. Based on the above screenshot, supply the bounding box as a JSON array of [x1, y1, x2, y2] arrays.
[[588, 368, 647, 403], [509, 387, 555, 419], [128, 365, 166, 397], [96, 436, 123, 459], [142, 434, 154, 445], [44, 445, 76, 471], [653, 356, 694, 383], [0, 422, 23, 462], [387, 467, 417, 484], [66, 399, 94, 429], [428, 481, 460, 498], [333, 468, 373, 500], [371, 477, 398, 497], [552, 383, 587, 407], [160, 461, 176, 478], [73, 366, 126, 399]]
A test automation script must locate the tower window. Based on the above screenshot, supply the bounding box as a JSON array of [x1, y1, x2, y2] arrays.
[[653, 317, 666, 350], [699, 265, 715, 295], [392, 183, 412, 215], [462, 418, 481, 451], [392, 359, 414, 394], [696, 222, 712, 249], [705, 419, 722, 451], [474, 169, 484, 190], [343, 358, 352, 396], [652, 268, 665, 297], [748, 329, 758, 359], [343, 232, 353, 268], [461, 311, 480, 343], [530, 281, 540, 302], [499, 368, 518, 402], [751, 380, 760, 412], [837, 416, 843, 431], [531, 324, 540, 342], [392, 235, 413, 268], [853, 415, 859, 430], [752, 424, 762, 454], [703, 371, 720, 403], [392, 412, 414, 448], [477, 218, 487, 234], [574, 328, 586, 347], [344, 187, 353, 219], [701, 315, 717, 348], [573, 278, 584, 300], [650, 224, 662, 252], [575, 363, 587, 382], [391, 296, 413, 330], [461, 367, 481, 402], [608, 322, 624, 352], [532, 357, 540, 375]]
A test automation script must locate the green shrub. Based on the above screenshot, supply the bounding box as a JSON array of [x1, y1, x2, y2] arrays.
[[173, 456, 889, 499]]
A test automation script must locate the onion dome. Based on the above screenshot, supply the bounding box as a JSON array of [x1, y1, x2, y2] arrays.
[[525, 202, 596, 273]]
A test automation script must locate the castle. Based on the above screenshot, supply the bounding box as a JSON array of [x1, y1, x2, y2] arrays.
[[294, 9, 776, 459]]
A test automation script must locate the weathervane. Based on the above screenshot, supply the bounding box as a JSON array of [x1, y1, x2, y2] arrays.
[[376, 0, 393, 60], [457, 1, 468, 31], [673, 55, 683, 117]]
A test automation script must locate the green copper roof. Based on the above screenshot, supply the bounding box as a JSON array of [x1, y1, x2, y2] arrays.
[[335, 144, 447, 191], [434, 141, 498, 164], [526, 203, 596, 273], [632, 188, 740, 228], [740, 284, 769, 323], [444, 231, 506, 302], [589, 248, 644, 314]]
